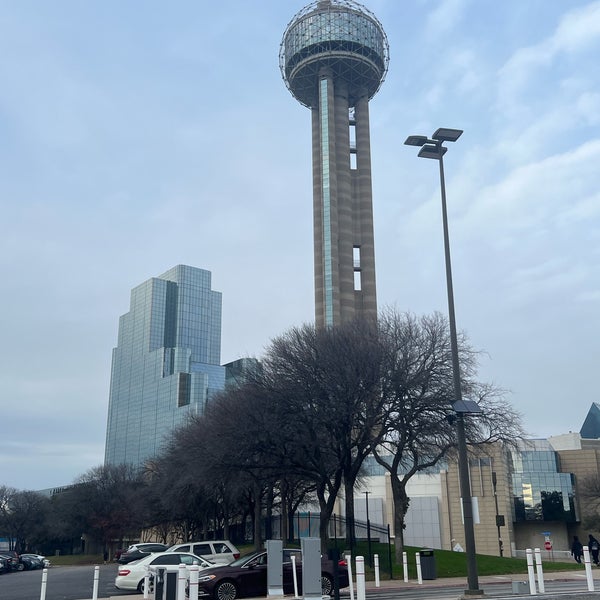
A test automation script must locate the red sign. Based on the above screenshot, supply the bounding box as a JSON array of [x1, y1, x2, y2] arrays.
[[544, 541, 552, 551]]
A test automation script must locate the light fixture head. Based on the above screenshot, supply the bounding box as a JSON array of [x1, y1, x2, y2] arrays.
[[418, 144, 447, 160], [452, 399, 483, 414], [404, 135, 429, 147], [432, 128, 463, 143]]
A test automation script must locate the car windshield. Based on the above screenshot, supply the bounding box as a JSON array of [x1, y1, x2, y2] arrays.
[[228, 551, 264, 568]]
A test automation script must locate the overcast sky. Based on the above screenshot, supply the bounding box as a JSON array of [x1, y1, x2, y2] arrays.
[[1, 0, 599, 491]]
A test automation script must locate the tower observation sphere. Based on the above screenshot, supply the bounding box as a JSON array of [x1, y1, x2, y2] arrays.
[[280, 0, 389, 328]]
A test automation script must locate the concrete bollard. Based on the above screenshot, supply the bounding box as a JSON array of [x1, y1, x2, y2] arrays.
[[374, 554, 380, 587], [402, 551, 408, 583], [416, 552, 422, 585], [355, 556, 365, 600]]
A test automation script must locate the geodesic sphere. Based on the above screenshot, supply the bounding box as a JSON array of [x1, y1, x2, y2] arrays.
[[280, 0, 389, 108]]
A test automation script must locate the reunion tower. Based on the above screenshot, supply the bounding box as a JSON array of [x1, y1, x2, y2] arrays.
[[280, 0, 389, 328]]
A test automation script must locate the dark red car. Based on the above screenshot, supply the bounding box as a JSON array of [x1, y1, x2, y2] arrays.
[[192, 548, 349, 600]]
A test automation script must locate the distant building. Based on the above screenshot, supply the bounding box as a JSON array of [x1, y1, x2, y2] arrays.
[[355, 428, 600, 558], [224, 357, 260, 389], [104, 265, 225, 468], [580, 402, 600, 439]]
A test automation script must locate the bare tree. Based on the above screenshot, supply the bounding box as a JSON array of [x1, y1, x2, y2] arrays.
[[373, 309, 525, 560], [256, 317, 386, 549]]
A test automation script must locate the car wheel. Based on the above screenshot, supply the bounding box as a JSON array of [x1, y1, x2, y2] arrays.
[[15, 563, 25, 572], [321, 574, 333, 596], [137, 578, 154, 593], [214, 580, 238, 600]]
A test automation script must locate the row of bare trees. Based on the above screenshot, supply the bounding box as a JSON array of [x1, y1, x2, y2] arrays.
[[147, 310, 524, 560], [2, 310, 525, 559]]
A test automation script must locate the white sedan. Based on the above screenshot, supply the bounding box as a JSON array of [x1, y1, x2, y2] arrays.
[[115, 551, 213, 592]]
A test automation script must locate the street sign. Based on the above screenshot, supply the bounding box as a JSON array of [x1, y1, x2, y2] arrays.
[[544, 540, 552, 551]]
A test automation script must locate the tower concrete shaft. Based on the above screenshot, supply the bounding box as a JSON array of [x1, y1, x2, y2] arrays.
[[311, 75, 377, 327], [280, 0, 388, 328]]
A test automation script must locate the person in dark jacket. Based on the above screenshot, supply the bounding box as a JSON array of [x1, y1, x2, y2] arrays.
[[572, 536, 584, 563], [589, 534, 600, 565]]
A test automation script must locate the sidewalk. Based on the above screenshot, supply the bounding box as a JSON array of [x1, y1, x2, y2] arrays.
[[88, 570, 600, 600]]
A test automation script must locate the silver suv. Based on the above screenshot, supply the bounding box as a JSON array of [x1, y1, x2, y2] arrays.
[[166, 540, 240, 564]]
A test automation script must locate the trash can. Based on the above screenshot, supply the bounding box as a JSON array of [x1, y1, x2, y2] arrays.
[[419, 549, 436, 580]]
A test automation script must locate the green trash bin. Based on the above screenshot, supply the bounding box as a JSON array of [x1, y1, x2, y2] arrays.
[[419, 549, 436, 580]]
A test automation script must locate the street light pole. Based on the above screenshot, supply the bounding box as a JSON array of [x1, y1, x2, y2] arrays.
[[364, 491, 372, 567], [404, 128, 483, 596]]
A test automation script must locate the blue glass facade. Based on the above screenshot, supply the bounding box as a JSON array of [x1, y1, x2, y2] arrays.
[[509, 441, 577, 523], [104, 265, 225, 468]]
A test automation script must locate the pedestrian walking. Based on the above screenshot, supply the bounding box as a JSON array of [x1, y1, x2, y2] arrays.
[[589, 534, 600, 565], [571, 536, 584, 563]]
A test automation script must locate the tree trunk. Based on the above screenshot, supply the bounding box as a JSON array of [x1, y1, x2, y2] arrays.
[[390, 475, 410, 563], [344, 477, 356, 550]]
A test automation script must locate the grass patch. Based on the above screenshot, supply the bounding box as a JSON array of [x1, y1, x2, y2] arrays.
[[49, 554, 106, 566], [331, 542, 581, 579]]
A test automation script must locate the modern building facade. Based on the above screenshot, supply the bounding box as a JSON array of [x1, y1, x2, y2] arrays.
[[354, 431, 600, 558], [280, 0, 389, 327], [104, 265, 225, 468]]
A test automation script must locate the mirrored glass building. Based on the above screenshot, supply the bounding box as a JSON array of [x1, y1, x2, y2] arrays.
[[104, 265, 225, 468]]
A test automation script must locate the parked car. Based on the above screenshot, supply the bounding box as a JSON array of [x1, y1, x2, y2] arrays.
[[20, 554, 51, 568], [0, 551, 22, 571], [18, 555, 44, 570], [190, 548, 349, 600], [0, 556, 10, 574], [117, 542, 169, 564], [167, 540, 240, 565], [115, 551, 213, 592]]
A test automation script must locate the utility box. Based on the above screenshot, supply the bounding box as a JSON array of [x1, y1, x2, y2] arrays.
[[153, 568, 177, 600], [512, 580, 529, 594], [419, 549, 436, 580]]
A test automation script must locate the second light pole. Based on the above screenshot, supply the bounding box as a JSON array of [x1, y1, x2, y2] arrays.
[[405, 128, 483, 596]]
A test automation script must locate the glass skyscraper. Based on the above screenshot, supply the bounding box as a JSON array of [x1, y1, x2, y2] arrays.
[[104, 265, 225, 468]]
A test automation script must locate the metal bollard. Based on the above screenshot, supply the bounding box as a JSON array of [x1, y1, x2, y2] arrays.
[[583, 546, 595, 591], [402, 551, 408, 583], [534, 548, 545, 594], [39, 568, 48, 600], [346, 552, 355, 600], [92, 565, 100, 600], [143, 565, 151, 599], [290, 554, 299, 599], [415, 552, 422, 585], [177, 563, 187, 600], [188, 563, 199, 600], [374, 554, 380, 588], [526, 549, 536, 595]]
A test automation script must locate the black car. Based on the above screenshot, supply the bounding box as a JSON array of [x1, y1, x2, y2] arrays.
[[0, 551, 22, 572], [19, 555, 44, 570], [192, 549, 349, 600], [117, 543, 169, 564]]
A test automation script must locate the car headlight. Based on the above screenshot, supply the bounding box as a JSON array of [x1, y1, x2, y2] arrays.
[[198, 574, 217, 583]]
